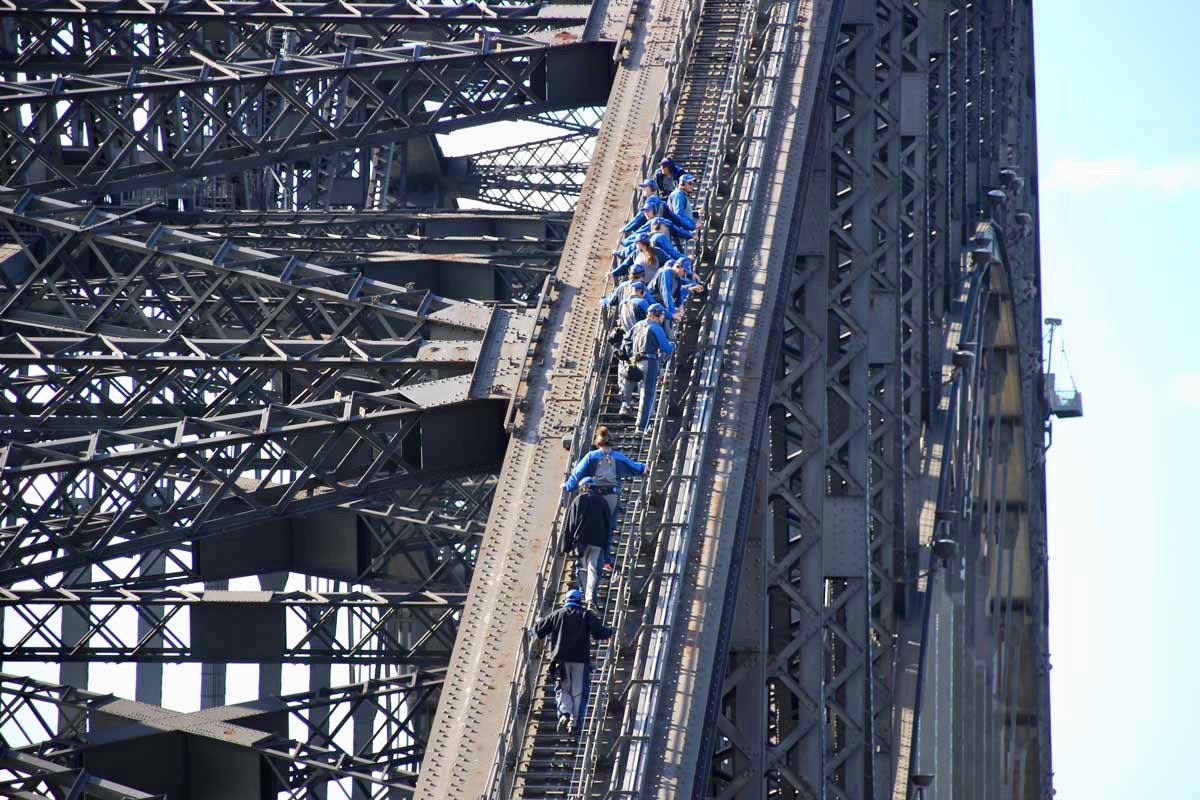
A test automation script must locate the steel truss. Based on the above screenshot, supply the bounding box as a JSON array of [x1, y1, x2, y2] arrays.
[[0, 589, 464, 663], [462, 131, 592, 212], [0, 1, 590, 73], [0, 192, 491, 338], [0, 0, 580, 791], [0, 668, 446, 798], [0, 37, 611, 200], [123, 209, 568, 298], [0, 191, 516, 585], [0, 334, 481, 434], [709, 2, 1051, 800], [141, 210, 569, 261]]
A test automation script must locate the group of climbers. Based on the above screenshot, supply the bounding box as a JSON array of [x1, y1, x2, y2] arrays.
[[534, 156, 705, 737]]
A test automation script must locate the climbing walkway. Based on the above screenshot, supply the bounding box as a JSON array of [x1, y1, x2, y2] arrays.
[[481, 0, 760, 794]]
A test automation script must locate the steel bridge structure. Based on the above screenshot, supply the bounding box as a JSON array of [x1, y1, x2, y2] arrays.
[[0, 1, 1054, 799]]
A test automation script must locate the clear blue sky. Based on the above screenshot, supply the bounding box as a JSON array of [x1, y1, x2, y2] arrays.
[[1034, 1, 1198, 795]]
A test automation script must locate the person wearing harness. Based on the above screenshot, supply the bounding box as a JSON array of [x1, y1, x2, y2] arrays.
[[622, 206, 691, 246], [600, 275, 646, 310], [561, 477, 613, 607], [562, 426, 646, 572], [616, 282, 649, 333], [533, 589, 613, 735], [622, 304, 676, 432], [647, 217, 689, 261]]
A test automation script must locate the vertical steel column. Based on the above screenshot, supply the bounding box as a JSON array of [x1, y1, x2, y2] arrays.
[[761, 112, 832, 800]]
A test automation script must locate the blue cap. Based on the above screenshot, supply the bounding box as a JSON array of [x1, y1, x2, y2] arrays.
[[631, 280, 647, 291], [644, 195, 664, 208], [631, 263, 646, 274], [675, 256, 692, 271], [647, 303, 666, 315], [639, 177, 657, 188], [680, 173, 697, 183], [636, 232, 651, 243], [649, 217, 668, 228], [565, 589, 584, 605], [660, 157, 674, 166]]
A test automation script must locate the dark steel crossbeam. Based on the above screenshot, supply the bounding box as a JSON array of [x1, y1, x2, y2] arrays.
[[0, 39, 612, 199], [0, 668, 446, 797], [0, 749, 163, 800], [0, 589, 464, 663], [0, 389, 494, 583], [461, 131, 591, 211], [0, 192, 491, 340], [0, 473, 495, 594], [0, 1, 590, 72], [0, 333, 482, 434]]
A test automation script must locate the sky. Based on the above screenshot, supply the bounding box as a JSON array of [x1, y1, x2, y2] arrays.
[[1033, 1, 1200, 796]]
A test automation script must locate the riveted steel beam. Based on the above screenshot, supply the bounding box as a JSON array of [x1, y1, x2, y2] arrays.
[[0, 1, 591, 73], [0, 588, 464, 663], [0, 39, 614, 200]]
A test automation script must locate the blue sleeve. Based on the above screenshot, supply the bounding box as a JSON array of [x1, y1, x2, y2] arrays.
[[662, 202, 692, 231], [659, 273, 677, 316], [667, 219, 693, 240], [611, 256, 632, 279], [669, 192, 696, 229], [563, 452, 595, 491], [668, 190, 686, 217], [602, 282, 624, 306], [614, 450, 647, 474], [622, 215, 642, 234], [668, 239, 686, 259], [652, 322, 676, 353]]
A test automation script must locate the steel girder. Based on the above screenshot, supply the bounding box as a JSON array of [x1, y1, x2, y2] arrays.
[[0, 192, 520, 590], [0, 192, 493, 340], [0, 668, 446, 798], [0, 589, 464, 663], [0, 1, 590, 73], [527, 106, 603, 134], [712, 2, 1050, 800], [0, 38, 613, 200], [128, 209, 568, 299], [0, 389, 474, 583], [0, 334, 480, 435], [32, 471, 497, 594], [143, 210, 569, 262], [461, 131, 592, 211], [0, 748, 163, 800]]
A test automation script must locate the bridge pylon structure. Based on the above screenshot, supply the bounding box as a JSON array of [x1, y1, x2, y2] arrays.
[[0, 1, 1053, 799]]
